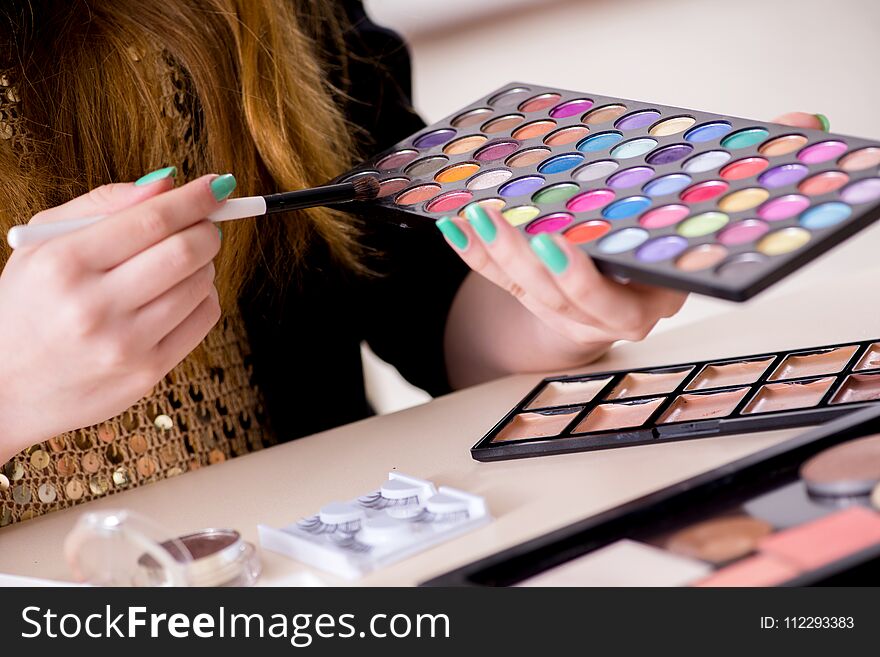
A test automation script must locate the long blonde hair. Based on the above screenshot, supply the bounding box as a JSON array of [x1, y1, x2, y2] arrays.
[[0, 0, 363, 308]]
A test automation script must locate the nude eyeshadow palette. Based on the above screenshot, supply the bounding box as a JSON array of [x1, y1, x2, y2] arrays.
[[338, 82, 880, 301], [425, 406, 880, 587], [471, 338, 880, 462]]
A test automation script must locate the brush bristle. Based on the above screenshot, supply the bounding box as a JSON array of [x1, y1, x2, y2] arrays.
[[352, 176, 381, 201]]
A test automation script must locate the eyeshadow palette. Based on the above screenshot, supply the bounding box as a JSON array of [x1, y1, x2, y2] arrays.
[[338, 82, 880, 300], [472, 338, 880, 462], [425, 406, 880, 587]]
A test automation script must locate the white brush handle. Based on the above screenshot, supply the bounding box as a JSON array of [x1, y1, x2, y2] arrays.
[[7, 196, 268, 250]]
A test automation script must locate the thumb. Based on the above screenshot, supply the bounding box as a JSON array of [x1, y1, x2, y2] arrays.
[[29, 166, 178, 226], [773, 112, 828, 131]]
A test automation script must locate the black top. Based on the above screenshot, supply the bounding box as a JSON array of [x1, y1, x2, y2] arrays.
[[240, 2, 470, 441]]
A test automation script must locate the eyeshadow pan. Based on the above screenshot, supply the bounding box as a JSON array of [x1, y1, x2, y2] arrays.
[[525, 377, 613, 409], [475, 140, 520, 162], [798, 170, 850, 196], [675, 243, 728, 271], [607, 367, 693, 399], [502, 205, 541, 226], [459, 198, 505, 218], [518, 93, 562, 113], [756, 227, 811, 255], [425, 190, 472, 213], [395, 184, 440, 206], [572, 159, 619, 182], [376, 177, 410, 198], [682, 150, 731, 173], [443, 134, 487, 155], [615, 110, 661, 131], [648, 115, 696, 137], [693, 555, 799, 587], [404, 155, 448, 177], [658, 387, 749, 424], [686, 357, 774, 390], [566, 189, 615, 213], [666, 516, 773, 564], [840, 178, 880, 205], [451, 107, 493, 128], [830, 374, 880, 405], [716, 219, 770, 245], [582, 104, 627, 125], [717, 187, 769, 213], [499, 176, 546, 198], [549, 98, 594, 118], [487, 87, 531, 107], [466, 168, 513, 190], [741, 377, 835, 415], [512, 119, 557, 140], [564, 220, 611, 244], [493, 409, 580, 443], [435, 162, 480, 183], [544, 125, 590, 146], [855, 343, 880, 371], [758, 507, 880, 571], [574, 398, 664, 433], [768, 345, 858, 380], [800, 434, 880, 496], [838, 146, 880, 171], [377, 149, 419, 171], [525, 212, 573, 234], [412, 129, 456, 149], [519, 539, 711, 587], [639, 204, 689, 229], [482, 114, 525, 134], [506, 147, 551, 168], [758, 134, 807, 157]]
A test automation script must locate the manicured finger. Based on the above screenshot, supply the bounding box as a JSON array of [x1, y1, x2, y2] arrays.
[[154, 287, 221, 374], [437, 215, 518, 293], [531, 233, 686, 337], [62, 173, 234, 269], [465, 205, 596, 324], [104, 220, 221, 309], [29, 168, 178, 226], [773, 112, 828, 131], [130, 263, 216, 348]]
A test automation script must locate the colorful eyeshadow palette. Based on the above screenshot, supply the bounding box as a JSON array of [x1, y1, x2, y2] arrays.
[[472, 338, 880, 462], [338, 82, 880, 300], [425, 406, 880, 587]]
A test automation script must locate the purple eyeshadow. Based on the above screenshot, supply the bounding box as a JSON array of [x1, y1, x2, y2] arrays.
[[635, 236, 690, 262]]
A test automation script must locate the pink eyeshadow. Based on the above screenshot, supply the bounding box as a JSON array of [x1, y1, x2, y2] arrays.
[[758, 507, 880, 571], [693, 555, 800, 587]]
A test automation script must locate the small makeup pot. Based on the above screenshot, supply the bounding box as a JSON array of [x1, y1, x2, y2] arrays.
[[64, 510, 261, 587]]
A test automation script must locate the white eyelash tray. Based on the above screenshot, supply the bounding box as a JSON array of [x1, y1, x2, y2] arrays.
[[258, 473, 492, 579]]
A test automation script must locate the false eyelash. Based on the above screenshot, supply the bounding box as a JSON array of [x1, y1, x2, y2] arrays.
[[328, 533, 372, 553], [358, 493, 421, 510], [407, 509, 470, 524], [297, 516, 362, 535]]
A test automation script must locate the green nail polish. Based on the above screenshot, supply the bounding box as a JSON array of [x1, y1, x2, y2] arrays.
[[531, 233, 568, 275], [217, 226, 223, 240], [465, 203, 497, 243], [210, 173, 237, 201], [134, 166, 177, 186], [814, 114, 830, 132], [436, 216, 468, 250]]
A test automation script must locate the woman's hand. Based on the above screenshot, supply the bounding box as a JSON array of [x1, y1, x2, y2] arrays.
[[0, 169, 235, 460], [440, 112, 828, 387]]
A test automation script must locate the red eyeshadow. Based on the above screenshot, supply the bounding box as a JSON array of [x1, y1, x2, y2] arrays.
[[758, 507, 880, 571]]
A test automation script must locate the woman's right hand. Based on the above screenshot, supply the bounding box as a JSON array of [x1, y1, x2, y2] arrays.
[[0, 171, 235, 461]]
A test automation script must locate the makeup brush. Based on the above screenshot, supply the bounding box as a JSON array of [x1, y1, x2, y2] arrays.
[[6, 176, 380, 249]]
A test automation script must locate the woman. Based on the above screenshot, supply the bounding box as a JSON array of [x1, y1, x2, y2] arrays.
[[0, 0, 824, 525]]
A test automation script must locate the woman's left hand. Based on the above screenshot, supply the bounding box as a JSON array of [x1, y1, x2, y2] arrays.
[[439, 112, 829, 385]]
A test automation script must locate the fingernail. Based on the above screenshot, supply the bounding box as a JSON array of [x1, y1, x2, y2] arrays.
[[210, 173, 237, 201], [465, 203, 497, 243], [436, 216, 468, 250], [134, 166, 177, 186], [531, 233, 568, 275], [217, 226, 223, 240], [814, 114, 830, 132]]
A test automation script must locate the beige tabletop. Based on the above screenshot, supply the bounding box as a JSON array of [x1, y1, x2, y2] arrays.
[[1, 266, 878, 586]]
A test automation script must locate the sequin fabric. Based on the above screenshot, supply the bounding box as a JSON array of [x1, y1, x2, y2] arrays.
[[0, 56, 275, 527]]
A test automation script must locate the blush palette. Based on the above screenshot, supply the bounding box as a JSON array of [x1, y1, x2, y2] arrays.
[[339, 82, 880, 300], [426, 406, 880, 587], [472, 339, 880, 462]]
